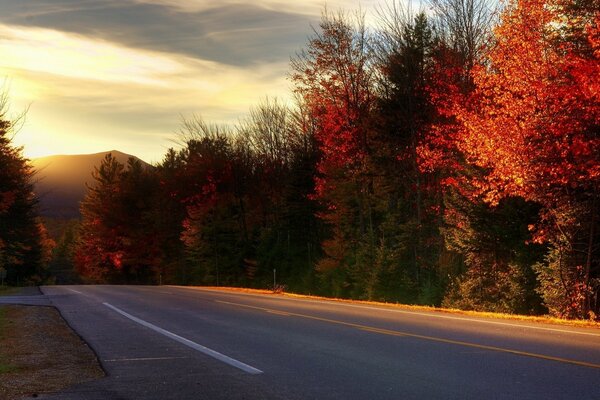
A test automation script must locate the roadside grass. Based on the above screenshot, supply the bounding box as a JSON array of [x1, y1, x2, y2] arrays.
[[185, 285, 600, 329], [0, 286, 19, 296], [0, 305, 104, 398], [0, 307, 17, 374]]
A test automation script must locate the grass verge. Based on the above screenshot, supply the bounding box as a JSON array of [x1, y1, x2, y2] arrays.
[[186, 285, 600, 329], [0, 305, 104, 399], [0, 286, 19, 296], [0, 307, 17, 375]]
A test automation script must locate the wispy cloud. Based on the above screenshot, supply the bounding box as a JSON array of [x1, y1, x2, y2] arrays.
[[1, 22, 290, 161], [0, 0, 381, 162], [0, 0, 315, 66], [0, 24, 186, 86]]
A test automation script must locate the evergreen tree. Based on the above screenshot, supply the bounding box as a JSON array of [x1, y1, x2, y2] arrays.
[[374, 10, 445, 304], [291, 10, 378, 299], [177, 120, 250, 285], [0, 92, 49, 284], [76, 153, 160, 283]]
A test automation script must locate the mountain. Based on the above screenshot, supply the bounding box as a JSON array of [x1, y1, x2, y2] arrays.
[[32, 150, 151, 218]]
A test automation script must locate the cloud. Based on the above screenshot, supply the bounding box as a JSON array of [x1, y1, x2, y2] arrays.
[[133, 0, 382, 17], [0, 0, 384, 162], [0, 22, 291, 162], [0, 24, 186, 86], [0, 0, 316, 67]]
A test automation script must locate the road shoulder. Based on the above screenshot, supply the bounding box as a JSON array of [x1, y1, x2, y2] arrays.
[[0, 290, 104, 399]]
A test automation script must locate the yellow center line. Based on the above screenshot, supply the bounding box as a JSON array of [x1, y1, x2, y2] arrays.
[[268, 310, 291, 316], [359, 326, 407, 336], [215, 300, 600, 370]]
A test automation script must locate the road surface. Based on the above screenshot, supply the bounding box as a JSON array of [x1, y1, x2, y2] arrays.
[[39, 285, 600, 399]]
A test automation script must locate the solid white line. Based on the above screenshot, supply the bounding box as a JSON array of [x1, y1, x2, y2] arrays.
[[177, 287, 600, 338], [103, 302, 263, 375], [104, 357, 188, 362]]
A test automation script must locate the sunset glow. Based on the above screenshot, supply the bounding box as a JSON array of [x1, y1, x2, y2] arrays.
[[0, 0, 380, 162]]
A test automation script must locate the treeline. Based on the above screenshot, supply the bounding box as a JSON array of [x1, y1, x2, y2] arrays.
[[74, 0, 599, 319], [75, 114, 323, 290], [2, 0, 598, 320]]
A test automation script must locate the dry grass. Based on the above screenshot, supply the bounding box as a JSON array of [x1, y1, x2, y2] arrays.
[[0, 286, 19, 296], [0, 307, 16, 375], [187, 286, 600, 329], [0, 305, 104, 400]]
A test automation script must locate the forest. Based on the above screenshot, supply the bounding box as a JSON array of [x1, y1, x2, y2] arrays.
[[0, 0, 598, 320]]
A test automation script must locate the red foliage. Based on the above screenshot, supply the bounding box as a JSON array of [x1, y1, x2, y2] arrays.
[[416, 42, 467, 181], [456, 0, 599, 206], [292, 12, 373, 203]]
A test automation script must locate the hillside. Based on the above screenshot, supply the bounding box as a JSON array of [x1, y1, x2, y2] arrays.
[[32, 150, 150, 218]]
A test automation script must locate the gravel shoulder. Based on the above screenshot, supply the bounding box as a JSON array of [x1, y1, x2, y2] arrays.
[[0, 301, 104, 399]]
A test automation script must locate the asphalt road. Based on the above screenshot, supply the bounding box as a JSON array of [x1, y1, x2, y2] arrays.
[[38, 285, 600, 400]]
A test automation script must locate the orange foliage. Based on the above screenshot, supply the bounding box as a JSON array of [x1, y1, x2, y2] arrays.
[[456, 0, 599, 206]]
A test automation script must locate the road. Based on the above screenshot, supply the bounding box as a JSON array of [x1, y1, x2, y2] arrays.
[[39, 285, 600, 400]]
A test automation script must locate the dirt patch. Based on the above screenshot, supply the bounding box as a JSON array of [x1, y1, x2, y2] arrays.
[[0, 305, 104, 400]]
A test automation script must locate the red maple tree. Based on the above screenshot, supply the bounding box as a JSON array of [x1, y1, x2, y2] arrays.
[[456, 0, 599, 318]]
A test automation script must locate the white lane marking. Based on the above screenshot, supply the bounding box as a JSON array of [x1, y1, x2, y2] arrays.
[[178, 287, 600, 338], [67, 288, 83, 294], [103, 302, 263, 375], [104, 356, 188, 362]]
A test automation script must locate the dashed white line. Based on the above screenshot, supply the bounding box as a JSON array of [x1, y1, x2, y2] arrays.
[[103, 302, 263, 375], [67, 288, 83, 294], [104, 356, 188, 362]]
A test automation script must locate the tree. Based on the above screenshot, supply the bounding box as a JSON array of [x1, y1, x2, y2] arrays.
[[153, 148, 188, 284], [76, 154, 160, 283], [442, 194, 546, 313], [291, 9, 378, 298], [374, 6, 447, 303], [47, 219, 80, 284], [427, 0, 498, 86], [177, 118, 250, 285], [153, 108, 323, 291], [0, 90, 50, 284], [456, 0, 599, 318], [399, 0, 554, 314], [76, 154, 125, 282], [238, 99, 323, 291]]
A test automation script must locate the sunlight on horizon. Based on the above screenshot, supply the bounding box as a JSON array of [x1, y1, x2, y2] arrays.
[[1, 23, 291, 163], [0, 0, 383, 162]]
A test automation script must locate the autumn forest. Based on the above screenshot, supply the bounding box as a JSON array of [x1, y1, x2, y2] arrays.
[[1, 0, 598, 320]]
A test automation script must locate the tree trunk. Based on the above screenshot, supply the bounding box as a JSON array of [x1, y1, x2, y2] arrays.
[[583, 188, 597, 318]]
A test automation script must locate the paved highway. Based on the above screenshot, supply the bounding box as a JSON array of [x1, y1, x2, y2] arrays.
[[40, 285, 600, 399]]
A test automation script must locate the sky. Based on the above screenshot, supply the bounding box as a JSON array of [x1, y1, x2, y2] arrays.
[[0, 0, 384, 163]]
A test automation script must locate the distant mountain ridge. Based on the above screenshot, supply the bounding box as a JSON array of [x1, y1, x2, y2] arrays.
[[32, 150, 150, 218]]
